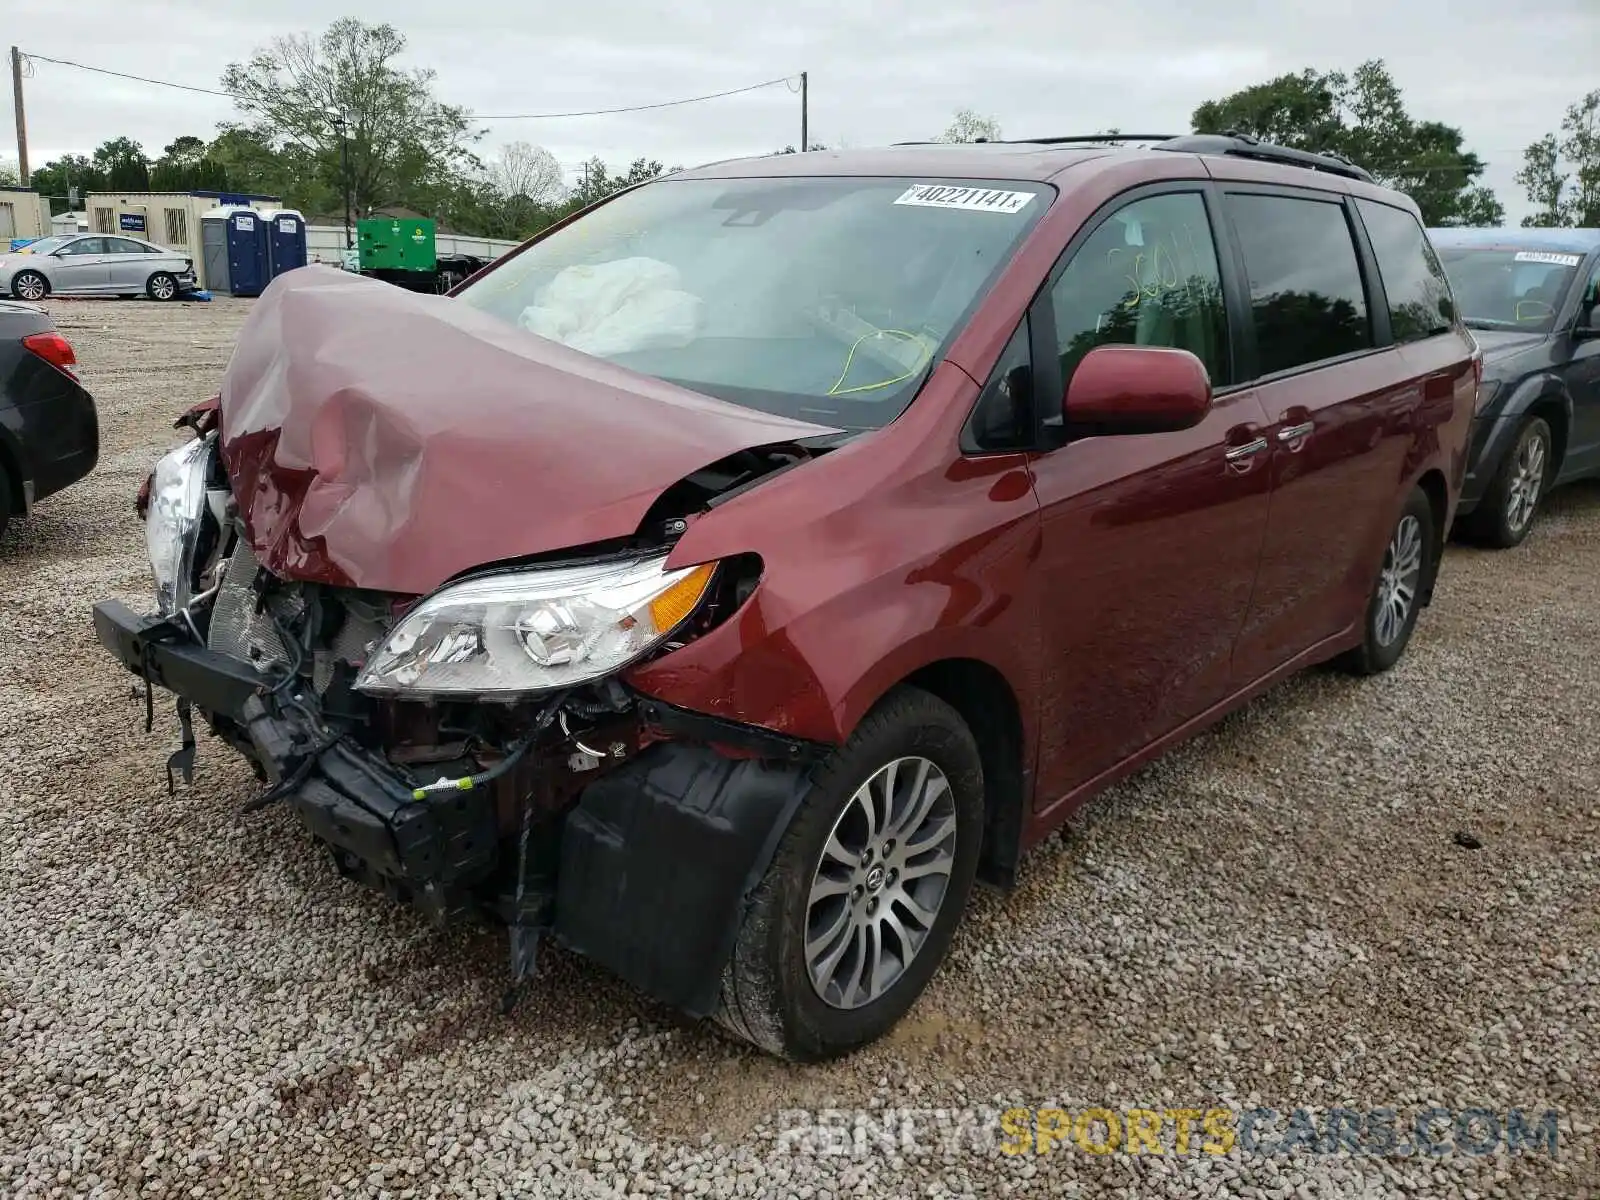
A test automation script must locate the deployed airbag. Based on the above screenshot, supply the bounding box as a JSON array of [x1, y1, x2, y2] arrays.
[[518, 257, 703, 356]]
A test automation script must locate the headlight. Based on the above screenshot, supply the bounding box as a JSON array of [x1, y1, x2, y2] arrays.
[[353, 555, 718, 699], [145, 437, 211, 614], [1474, 378, 1501, 414]]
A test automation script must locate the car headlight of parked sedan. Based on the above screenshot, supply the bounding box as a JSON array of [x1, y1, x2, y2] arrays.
[[353, 555, 718, 699]]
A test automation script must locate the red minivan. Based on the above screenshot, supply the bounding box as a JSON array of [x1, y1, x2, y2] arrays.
[[96, 134, 1477, 1060]]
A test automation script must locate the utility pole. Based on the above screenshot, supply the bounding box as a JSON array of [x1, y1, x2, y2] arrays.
[[10, 46, 28, 185], [800, 71, 808, 154]]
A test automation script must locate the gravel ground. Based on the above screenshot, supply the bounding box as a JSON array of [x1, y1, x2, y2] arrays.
[[2, 295, 1596, 1199]]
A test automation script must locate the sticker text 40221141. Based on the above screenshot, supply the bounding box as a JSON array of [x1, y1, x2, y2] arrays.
[[894, 185, 1035, 214]]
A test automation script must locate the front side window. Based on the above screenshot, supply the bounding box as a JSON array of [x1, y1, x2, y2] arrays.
[[1227, 193, 1372, 376], [1356, 199, 1454, 342], [1047, 191, 1229, 389], [457, 176, 1052, 431], [1435, 245, 1586, 333], [60, 238, 106, 256]]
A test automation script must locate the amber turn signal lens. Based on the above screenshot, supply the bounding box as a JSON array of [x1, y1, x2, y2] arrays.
[[648, 562, 715, 632]]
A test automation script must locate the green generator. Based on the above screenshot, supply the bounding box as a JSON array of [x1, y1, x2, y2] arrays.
[[357, 217, 437, 290]]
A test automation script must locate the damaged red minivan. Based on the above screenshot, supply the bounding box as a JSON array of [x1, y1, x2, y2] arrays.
[[95, 134, 1477, 1060]]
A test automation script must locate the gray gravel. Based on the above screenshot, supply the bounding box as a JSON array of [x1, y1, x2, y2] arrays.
[[3, 295, 1596, 1198]]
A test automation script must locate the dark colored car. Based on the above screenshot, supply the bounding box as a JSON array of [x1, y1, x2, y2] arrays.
[[0, 300, 99, 539], [1428, 227, 1600, 546], [93, 134, 1477, 1060]]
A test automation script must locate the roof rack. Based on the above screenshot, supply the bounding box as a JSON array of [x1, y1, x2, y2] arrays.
[[1153, 132, 1374, 183], [1005, 134, 1181, 145], [888, 130, 1374, 183]]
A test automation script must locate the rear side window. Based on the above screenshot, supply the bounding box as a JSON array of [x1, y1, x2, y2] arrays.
[[1356, 200, 1454, 342], [1227, 193, 1372, 377]]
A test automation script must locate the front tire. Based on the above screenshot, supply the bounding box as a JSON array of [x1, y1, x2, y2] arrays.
[[1467, 416, 1551, 549], [147, 272, 179, 301], [1338, 486, 1436, 676], [714, 686, 984, 1061], [11, 270, 48, 302]]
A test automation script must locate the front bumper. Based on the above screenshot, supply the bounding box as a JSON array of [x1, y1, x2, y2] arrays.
[[93, 600, 501, 920], [93, 598, 826, 1015], [1456, 411, 1522, 517]]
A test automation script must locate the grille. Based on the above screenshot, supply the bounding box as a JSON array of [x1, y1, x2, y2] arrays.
[[207, 538, 289, 670]]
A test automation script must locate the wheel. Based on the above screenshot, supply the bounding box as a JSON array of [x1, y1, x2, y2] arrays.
[[0, 460, 11, 542], [1338, 486, 1435, 676], [1465, 416, 1551, 549], [714, 686, 984, 1061], [11, 270, 48, 302], [147, 272, 179, 301]]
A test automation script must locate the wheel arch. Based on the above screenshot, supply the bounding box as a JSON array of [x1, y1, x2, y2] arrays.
[[864, 655, 1031, 891]]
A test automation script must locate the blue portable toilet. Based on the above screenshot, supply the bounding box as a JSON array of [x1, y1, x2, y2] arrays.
[[262, 208, 308, 282], [201, 206, 269, 297]]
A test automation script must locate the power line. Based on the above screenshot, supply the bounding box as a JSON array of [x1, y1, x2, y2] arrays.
[[19, 51, 238, 99], [479, 77, 796, 120], [19, 50, 795, 122]]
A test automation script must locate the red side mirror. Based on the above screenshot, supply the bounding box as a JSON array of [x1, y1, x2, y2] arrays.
[[1063, 345, 1212, 435]]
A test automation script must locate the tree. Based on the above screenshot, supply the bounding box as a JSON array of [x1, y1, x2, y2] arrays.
[[220, 18, 482, 216], [937, 109, 1003, 143], [93, 137, 151, 191], [1515, 90, 1600, 227], [486, 142, 565, 208], [29, 154, 100, 201], [774, 142, 828, 154], [0, 160, 18, 186], [1192, 60, 1502, 226]]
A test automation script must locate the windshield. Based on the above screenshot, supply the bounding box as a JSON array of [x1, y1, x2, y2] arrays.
[[456, 176, 1052, 429], [19, 235, 71, 255], [1436, 247, 1584, 332]]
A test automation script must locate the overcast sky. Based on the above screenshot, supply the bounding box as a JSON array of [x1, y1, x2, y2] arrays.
[[7, 0, 1597, 223]]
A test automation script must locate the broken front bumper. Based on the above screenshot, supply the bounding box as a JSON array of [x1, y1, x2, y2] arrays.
[[93, 599, 501, 921], [91, 598, 826, 1017]]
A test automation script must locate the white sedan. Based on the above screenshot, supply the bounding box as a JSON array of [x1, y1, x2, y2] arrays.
[[0, 234, 198, 301]]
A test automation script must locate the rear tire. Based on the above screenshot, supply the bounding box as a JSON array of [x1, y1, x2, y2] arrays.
[[1465, 416, 1551, 549], [147, 272, 179, 301], [0, 461, 11, 542], [1338, 486, 1436, 676], [714, 686, 984, 1061], [11, 270, 48, 302]]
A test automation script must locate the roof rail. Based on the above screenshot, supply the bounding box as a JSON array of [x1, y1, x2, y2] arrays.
[[885, 130, 1377, 183], [1153, 132, 1374, 183], [1005, 134, 1182, 145]]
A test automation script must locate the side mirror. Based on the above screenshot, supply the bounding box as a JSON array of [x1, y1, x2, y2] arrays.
[[1576, 290, 1600, 340], [1063, 345, 1212, 436]]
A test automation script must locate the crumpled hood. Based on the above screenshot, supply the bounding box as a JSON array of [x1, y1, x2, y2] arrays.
[[219, 266, 833, 593]]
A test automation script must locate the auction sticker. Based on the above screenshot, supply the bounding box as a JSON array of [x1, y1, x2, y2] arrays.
[[1514, 251, 1583, 267], [895, 184, 1035, 214]]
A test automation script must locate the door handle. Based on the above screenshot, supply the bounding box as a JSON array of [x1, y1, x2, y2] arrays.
[[1224, 437, 1269, 461], [1277, 421, 1315, 445]]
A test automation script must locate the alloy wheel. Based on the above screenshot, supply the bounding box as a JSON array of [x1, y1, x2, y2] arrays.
[[150, 275, 177, 301], [1504, 432, 1547, 535], [15, 274, 45, 301], [804, 755, 957, 1010], [1374, 514, 1424, 648]]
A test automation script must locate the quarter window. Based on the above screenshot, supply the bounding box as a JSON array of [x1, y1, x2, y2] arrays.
[[1048, 192, 1230, 388], [1356, 199, 1454, 342], [1227, 193, 1372, 376]]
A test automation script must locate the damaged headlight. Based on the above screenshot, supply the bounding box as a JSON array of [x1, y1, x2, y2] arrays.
[[146, 436, 211, 614], [353, 555, 717, 699]]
